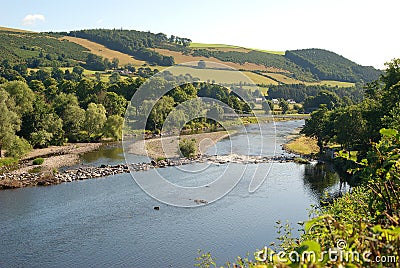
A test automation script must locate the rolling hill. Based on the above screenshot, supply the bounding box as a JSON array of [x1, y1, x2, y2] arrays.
[[0, 26, 382, 85], [0, 29, 89, 67], [62, 29, 381, 83]]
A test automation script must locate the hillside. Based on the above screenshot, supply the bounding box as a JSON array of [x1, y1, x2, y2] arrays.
[[67, 29, 177, 66], [61, 36, 146, 66], [0, 26, 382, 84], [0, 26, 35, 33], [0, 30, 89, 67], [285, 48, 382, 82], [62, 29, 381, 83]]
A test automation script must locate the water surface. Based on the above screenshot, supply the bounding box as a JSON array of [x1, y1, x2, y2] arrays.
[[0, 120, 347, 267]]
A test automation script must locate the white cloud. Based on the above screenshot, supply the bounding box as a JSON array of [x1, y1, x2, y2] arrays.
[[22, 14, 45, 26]]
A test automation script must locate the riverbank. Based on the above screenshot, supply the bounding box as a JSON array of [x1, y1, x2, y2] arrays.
[[283, 135, 319, 156], [129, 130, 231, 159], [2, 143, 103, 175]]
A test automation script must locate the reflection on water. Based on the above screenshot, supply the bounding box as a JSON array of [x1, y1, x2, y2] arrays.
[[303, 162, 349, 201], [79, 143, 125, 166]]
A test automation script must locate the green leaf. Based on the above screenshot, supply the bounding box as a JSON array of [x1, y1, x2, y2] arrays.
[[300, 240, 321, 253], [304, 215, 326, 233], [380, 128, 398, 137]]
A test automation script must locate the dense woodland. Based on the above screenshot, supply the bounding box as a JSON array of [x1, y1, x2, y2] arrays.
[[286, 49, 382, 82], [267, 83, 364, 103]]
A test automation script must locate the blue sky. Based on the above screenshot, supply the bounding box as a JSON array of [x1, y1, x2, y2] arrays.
[[0, 0, 398, 69]]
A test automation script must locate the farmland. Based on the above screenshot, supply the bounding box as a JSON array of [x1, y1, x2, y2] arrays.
[[190, 42, 285, 55], [63, 36, 146, 66]]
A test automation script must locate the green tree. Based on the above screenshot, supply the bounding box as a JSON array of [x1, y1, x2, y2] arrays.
[[30, 114, 64, 148], [72, 66, 84, 77], [0, 90, 21, 157], [303, 90, 341, 111], [262, 100, 274, 114], [109, 72, 121, 84], [103, 92, 127, 116], [111, 58, 119, 69], [5, 136, 31, 158], [279, 99, 289, 114], [301, 105, 331, 153], [28, 80, 46, 93], [85, 54, 107, 71], [334, 105, 366, 151], [206, 104, 224, 121], [52, 93, 80, 116], [146, 96, 175, 131], [103, 115, 124, 140], [76, 79, 96, 108], [94, 72, 101, 82], [1, 80, 35, 116], [179, 138, 197, 158], [84, 103, 107, 138], [63, 104, 85, 142]]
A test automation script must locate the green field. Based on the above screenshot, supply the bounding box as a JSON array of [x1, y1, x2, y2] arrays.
[[190, 43, 243, 49], [313, 80, 355, 87], [190, 42, 284, 55], [167, 66, 277, 85]]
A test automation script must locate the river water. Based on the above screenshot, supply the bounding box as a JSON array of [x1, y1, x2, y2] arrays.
[[0, 120, 347, 267]]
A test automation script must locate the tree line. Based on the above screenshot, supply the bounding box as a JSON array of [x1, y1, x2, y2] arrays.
[[67, 29, 184, 66], [302, 59, 400, 157]]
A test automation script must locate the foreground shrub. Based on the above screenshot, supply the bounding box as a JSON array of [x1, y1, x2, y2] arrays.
[[32, 158, 45, 165], [179, 138, 197, 158]]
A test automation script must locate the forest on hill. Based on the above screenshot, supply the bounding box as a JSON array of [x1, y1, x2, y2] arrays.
[[286, 48, 382, 82], [0, 27, 382, 85], [0, 31, 88, 67]]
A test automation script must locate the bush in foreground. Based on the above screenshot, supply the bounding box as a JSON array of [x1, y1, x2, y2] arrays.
[[32, 158, 45, 165], [179, 138, 197, 158]]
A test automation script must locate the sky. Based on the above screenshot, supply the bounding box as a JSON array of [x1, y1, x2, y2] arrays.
[[0, 0, 398, 69]]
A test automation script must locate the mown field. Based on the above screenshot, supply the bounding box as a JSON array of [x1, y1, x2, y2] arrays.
[[0, 26, 34, 33], [154, 48, 283, 72], [166, 65, 278, 85], [257, 72, 355, 87], [63, 36, 146, 66]]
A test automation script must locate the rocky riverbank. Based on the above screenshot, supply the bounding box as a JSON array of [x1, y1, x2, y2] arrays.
[[0, 154, 300, 190]]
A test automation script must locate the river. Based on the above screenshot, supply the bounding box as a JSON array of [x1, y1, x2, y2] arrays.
[[0, 120, 348, 267]]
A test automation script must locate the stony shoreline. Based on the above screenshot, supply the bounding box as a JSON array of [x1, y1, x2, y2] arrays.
[[0, 154, 300, 190], [1, 143, 104, 175]]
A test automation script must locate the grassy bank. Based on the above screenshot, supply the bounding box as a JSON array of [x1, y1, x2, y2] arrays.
[[283, 135, 319, 156]]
